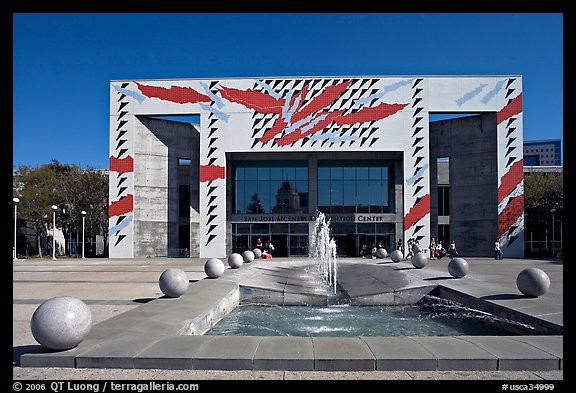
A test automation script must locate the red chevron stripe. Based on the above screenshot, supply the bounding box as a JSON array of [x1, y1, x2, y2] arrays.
[[135, 82, 211, 104], [497, 93, 522, 124], [404, 194, 430, 231], [109, 156, 133, 174], [108, 194, 134, 217], [498, 159, 524, 204], [200, 165, 225, 182], [498, 194, 524, 237]]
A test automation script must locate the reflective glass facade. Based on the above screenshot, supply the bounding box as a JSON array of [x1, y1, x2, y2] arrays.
[[317, 160, 394, 214], [234, 162, 308, 214]]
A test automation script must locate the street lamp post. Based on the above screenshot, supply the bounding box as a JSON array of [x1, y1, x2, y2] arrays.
[[51, 205, 58, 261], [550, 208, 556, 256], [81, 211, 87, 259], [13, 198, 20, 260]]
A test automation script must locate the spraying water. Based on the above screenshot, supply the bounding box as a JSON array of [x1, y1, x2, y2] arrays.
[[309, 211, 338, 294]]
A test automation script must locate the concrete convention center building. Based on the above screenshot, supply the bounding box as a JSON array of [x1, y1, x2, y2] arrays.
[[108, 75, 524, 259]]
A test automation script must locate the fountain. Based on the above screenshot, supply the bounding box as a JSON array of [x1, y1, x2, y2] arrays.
[[309, 211, 338, 294]]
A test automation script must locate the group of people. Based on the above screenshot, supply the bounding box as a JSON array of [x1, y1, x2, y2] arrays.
[[360, 241, 385, 259], [255, 238, 275, 258], [356, 236, 507, 261], [396, 237, 458, 260]]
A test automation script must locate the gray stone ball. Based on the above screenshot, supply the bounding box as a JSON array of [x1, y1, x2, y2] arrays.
[[204, 258, 226, 278], [517, 268, 550, 297], [377, 248, 388, 259], [242, 250, 255, 263], [253, 248, 262, 259], [411, 252, 428, 268], [31, 296, 92, 351], [159, 268, 189, 297], [390, 250, 403, 263], [228, 253, 244, 269], [448, 257, 469, 278]]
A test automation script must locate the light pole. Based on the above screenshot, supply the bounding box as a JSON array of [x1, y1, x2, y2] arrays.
[[13, 198, 20, 260], [550, 208, 556, 256], [81, 211, 87, 259], [51, 205, 58, 261]]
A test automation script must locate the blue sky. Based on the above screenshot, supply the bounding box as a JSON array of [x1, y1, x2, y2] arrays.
[[13, 13, 563, 169]]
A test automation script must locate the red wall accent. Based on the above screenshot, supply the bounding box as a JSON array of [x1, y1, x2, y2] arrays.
[[109, 156, 134, 174], [498, 195, 524, 237], [199, 165, 225, 182], [498, 159, 524, 204], [497, 93, 522, 124], [135, 82, 211, 104], [109, 194, 134, 217], [404, 194, 431, 231]]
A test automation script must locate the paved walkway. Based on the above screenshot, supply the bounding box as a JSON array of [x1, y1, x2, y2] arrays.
[[13, 256, 563, 380]]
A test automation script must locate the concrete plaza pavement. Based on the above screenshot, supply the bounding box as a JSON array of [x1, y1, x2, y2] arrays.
[[13, 255, 563, 380]]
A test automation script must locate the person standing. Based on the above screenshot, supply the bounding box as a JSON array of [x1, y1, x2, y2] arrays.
[[360, 243, 367, 258], [448, 240, 459, 259], [256, 238, 263, 251], [494, 240, 503, 260], [406, 238, 414, 260], [429, 237, 437, 260], [396, 238, 403, 253]]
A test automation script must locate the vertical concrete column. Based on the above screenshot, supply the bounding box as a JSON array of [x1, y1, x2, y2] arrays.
[[108, 82, 135, 258], [308, 158, 318, 213], [394, 159, 404, 247]]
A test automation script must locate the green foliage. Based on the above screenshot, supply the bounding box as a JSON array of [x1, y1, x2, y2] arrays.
[[13, 160, 109, 256], [524, 172, 563, 210]]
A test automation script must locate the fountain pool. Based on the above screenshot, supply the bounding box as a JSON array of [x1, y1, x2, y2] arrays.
[[206, 300, 522, 337]]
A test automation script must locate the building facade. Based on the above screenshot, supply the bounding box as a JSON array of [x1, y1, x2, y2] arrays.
[[109, 75, 524, 259], [523, 139, 561, 166]]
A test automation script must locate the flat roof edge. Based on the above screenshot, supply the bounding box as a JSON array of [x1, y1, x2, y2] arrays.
[[111, 75, 523, 83]]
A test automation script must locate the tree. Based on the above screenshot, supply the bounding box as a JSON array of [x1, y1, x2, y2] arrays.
[[524, 171, 563, 211], [13, 161, 109, 256], [246, 193, 265, 214]]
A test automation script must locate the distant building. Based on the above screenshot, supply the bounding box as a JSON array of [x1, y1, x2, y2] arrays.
[[523, 139, 561, 166]]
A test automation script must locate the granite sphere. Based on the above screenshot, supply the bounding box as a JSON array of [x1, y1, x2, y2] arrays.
[[448, 257, 469, 278], [253, 248, 262, 259], [242, 250, 255, 263], [159, 268, 189, 297], [377, 248, 388, 259], [411, 252, 428, 268], [516, 268, 550, 297], [31, 296, 92, 351], [228, 253, 244, 269], [390, 250, 403, 263], [204, 258, 226, 279]]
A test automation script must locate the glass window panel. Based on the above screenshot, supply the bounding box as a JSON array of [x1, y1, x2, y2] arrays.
[[270, 167, 283, 180], [295, 167, 307, 180], [330, 179, 343, 206], [357, 180, 369, 209], [258, 180, 270, 213], [356, 167, 368, 179], [283, 167, 296, 180], [318, 167, 330, 180], [369, 179, 382, 213], [331, 167, 343, 180], [343, 180, 356, 208], [271, 223, 289, 233], [236, 181, 245, 213], [343, 167, 355, 180], [357, 223, 375, 234], [245, 181, 260, 213], [236, 167, 245, 181], [245, 167, 257, 180], [318, 180, 331, 207], [257, 167, 270, 181], [376, 223, 394, 234], [381, 167, 389, 181], [237, 224, 250, 234], [290, 223, 308, 234], [369, 167, 381, 180], [296, 180, 308, 193], [252, 223, 269, 234]]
